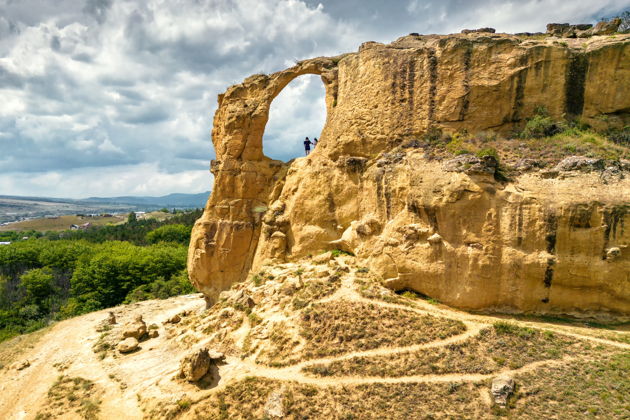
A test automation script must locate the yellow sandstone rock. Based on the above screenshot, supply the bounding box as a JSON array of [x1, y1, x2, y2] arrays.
[[188, 31, 630, 320]]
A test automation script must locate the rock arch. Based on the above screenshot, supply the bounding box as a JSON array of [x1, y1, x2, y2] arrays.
[[188, 57, 341, 304], [189, 32, 630, 317]]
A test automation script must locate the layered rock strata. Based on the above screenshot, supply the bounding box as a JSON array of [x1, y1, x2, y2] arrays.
[[188, 30, 630, 319]]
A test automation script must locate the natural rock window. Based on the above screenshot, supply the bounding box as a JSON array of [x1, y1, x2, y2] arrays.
[[263, 74, 326, 162]]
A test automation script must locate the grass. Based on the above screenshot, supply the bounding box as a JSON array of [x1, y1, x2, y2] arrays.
[[510, 352, 630, 418], [253, 321, 302, 367], [188, 354, 630, 418], [303, 322, 605, 378], [298, 300, 466, 359], [290, 273, 342, 310], [92, 331, 114, 359], [193, 377, 487, 419], [355, 277, 410, 306], [35, 375, 101, 420], [498, 313, 630, 344], [414, 115, 629, 171]]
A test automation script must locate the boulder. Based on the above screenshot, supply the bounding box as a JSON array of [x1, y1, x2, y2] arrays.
[[179, 348, 224, 382], [122, 315, 147, 340], [514, 158, 542, 172], [427, 233, 443, 245], [546, 23, 570, 36], [232, 289, 255, 309], [118, 337, 139, 353], [15, 360, 30, 370], [491, 375, 515, 406], [606, 247, 621, 261], [166, 314, 181, 324], [263, 387, 286, 419], [96, 311, 117, 332], [546, 23, 593, 38], [442, 154, 498, 175], [106, 311, 117, 324], [554, 156, 605, 172], [312, 251, 333, 264], [148, 329, 159, 338], [592, 18, 621, 35], [461, 27, 496, 34]]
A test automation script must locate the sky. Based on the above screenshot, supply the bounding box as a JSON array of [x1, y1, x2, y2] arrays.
[[0, 0, 627, 198]]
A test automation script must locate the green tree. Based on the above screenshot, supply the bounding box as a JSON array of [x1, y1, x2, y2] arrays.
[[20, 268, 57, 311], [68, 242, 186, 314], [146, 224, 191, 245], [127, 211, 138, 224]]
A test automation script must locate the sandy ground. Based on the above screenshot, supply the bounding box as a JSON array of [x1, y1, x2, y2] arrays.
[[0, 294, 205, 420]]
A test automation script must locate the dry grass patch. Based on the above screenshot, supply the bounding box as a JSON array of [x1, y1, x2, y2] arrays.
[[304, 322, 602, 377], [35, 375, 101, 420], [354, 277, 411, 306], [509, 352, 630, 418], [299, 299, 465, 359], [0, 214, 124, 232], [290, 273, 341, 310], [192, 377, 487, 419], [252, 321, 303, 367]]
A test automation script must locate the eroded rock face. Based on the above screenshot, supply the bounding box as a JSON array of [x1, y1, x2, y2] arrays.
[[189, 30, 630, 319]]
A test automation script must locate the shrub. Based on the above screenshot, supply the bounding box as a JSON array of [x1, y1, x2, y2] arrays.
[[446, 134, 471, 155], [330, 249, 354, 258], [607, 127, 630, 146], [476, 147, 499, 159], [521, 115, 563, 138]]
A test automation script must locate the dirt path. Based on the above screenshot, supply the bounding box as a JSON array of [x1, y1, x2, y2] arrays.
[[0, 294, 205, 420], [227, 356, 577, 387], [1, 264, 628, 419]]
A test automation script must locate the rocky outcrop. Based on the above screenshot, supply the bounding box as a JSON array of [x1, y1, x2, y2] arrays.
[[189, 29, 630, 319], [122, 315, 147, 340], [491, 375, 515, 406], [179, 348, 224, 382]]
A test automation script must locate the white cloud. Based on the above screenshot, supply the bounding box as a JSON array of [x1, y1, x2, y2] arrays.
[[0, 163, 212, 198], [0, 0, 627, 197]]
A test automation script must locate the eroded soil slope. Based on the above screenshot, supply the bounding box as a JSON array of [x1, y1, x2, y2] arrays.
[[1, 254, 629, 419]]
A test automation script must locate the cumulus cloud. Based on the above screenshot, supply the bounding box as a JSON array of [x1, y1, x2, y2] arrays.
[[0, 163, 212, 198], [0, 0, 627, 198]]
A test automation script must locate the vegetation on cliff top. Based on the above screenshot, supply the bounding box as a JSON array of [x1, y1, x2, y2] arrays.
[[420, 108, 629, 169]]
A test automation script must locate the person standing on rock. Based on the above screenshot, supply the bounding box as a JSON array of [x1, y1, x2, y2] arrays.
[[303, 137, 313, 155], [313, 138, 318, 148]]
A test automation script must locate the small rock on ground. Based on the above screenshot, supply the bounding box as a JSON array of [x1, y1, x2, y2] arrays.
[[118, 337, 139, 354]]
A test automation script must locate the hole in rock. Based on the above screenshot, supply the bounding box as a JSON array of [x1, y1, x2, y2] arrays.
[[263, 74, 326, 162]]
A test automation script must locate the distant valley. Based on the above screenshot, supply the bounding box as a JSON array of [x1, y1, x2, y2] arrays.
[[0, 192, 209, 224]]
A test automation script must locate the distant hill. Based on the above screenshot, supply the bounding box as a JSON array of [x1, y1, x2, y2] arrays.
[[0, 192, 209, 224], [83, 192, 209, 207]]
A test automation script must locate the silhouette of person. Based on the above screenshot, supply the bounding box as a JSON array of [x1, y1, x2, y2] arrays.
[[313, 137, 318, 147], [303, 137, 313, 155]]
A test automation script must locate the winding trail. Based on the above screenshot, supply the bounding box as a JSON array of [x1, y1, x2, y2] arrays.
[[228, 356, 578, 387], [1, 263, 628, 419], [210, 271, 629, 392]]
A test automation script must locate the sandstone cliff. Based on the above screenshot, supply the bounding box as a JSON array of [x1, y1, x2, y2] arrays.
[[188, 30, 630, 320]]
